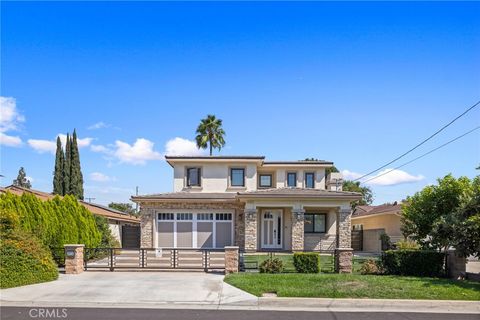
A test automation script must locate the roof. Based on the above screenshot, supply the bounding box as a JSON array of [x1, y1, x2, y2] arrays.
[[1, 185, 140, 224], [352, 203, 402, 218], [132, 192, 237, 202], [164, 156, 334, 167], [237, 187, 362, 199], [263, 160, 333, 165], [165, 156, 265, 160]]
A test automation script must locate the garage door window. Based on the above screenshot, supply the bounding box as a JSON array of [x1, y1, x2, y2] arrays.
[[158, 213, 174, 220]]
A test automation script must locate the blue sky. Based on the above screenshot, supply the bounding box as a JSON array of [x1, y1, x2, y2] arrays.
[[1, 1, 479, 205]]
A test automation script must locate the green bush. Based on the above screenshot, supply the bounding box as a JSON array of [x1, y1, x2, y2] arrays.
[[0, 207, 58, 288], [359, 258, 381, 275], [293, 252, 320, 273], [259, 258, 284, 273], [380, 250, 444, 277], [396, 239, 420, 250]]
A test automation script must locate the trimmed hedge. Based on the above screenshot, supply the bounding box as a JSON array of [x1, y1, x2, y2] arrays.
[[381, 250, 444, 277], [293, 252, 320, 273], [259, 258, 284, 273], [0, 208, 58, 289]]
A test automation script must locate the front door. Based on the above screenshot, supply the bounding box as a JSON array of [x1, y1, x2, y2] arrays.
[[261, 209, 283, 249]]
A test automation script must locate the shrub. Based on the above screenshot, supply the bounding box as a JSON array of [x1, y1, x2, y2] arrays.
[[293, 252, 320, 273], [359, 258, 381, 275], [380, 250, 444, 277], [259, 258, 284, 273], [380, 233, 394, 250], [0, 228, 58, 289], [396, 239, 420, 250]]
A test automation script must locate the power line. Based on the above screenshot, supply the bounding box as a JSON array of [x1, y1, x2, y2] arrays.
[[361, 126, 480, 184], [353, 100, 480, 181]]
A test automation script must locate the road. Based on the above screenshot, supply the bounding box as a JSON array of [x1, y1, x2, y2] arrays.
[[1, 308, 479, 320]]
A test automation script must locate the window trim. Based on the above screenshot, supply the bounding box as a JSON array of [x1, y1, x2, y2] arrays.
[[230, 168, 246, 187], [305, 172, 315, 189], [259, 174, 273, 188], [304, 213, 327, 234], [186, 167, 202, 187], [286, 172, 297, 187]]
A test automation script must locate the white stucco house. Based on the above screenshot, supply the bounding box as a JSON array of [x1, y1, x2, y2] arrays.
[[132, 156, 361, 272]]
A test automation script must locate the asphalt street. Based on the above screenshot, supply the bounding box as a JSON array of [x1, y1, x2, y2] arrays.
[[1, 308, 479, 320]]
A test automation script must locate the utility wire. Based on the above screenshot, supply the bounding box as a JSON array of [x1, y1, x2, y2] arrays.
[[361, 126, 480, 184], [353, 100, 480, 181]]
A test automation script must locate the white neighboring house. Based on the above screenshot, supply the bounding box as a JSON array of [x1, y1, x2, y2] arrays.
[[132, 156, 361, 259]]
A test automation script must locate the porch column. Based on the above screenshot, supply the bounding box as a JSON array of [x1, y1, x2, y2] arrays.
[[335, 206, 353, 273], [140, 209, 154, 248], [244, 209, 257, 252], [291, 208, 305, 251]]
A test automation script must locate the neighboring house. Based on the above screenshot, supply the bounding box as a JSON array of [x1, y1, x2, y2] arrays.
[[131, 156, 361, 258], [0, 185, 141, 247], [351, 202, 404, 252]]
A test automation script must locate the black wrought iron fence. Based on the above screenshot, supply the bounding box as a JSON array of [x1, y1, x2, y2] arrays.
[[50, 247, 66, 267]]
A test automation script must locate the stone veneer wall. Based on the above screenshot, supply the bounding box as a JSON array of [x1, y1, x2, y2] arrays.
[[337, 208, 352, 248], [244, 209, 257, 252], [291, 209, 305, 251], [138, 201, 245, 249]]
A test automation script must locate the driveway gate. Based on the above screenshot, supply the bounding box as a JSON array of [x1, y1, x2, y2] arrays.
[[84, 248, 226, 271]]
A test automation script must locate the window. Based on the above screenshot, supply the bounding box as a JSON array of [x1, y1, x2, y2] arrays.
[[287, 172, 297, 187], [177, 213, 193, 220], [305, 172, 315, 188], [216, 213, 232, 221], [230, 168, 245, 187], [158, 213, 174, 221], [197, 213, 214, 221], [304, 213, 326, 233], [259, 174, 272, 188], [187, 167, 201, 187]]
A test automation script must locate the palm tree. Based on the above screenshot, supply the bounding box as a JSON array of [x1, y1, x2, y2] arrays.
[[195, 114, 226, 156]]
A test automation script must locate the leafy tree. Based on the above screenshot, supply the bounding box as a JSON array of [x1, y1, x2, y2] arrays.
[[13, 167, 32, 189], [343, 180, 373, 207], [53, 137, 64, 195], [195, 114, 226, 156], [108, 202, 137, 216], [402, 174, 479, 260], [69, 129, 84, 200]]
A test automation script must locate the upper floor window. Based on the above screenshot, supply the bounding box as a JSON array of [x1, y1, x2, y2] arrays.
[[287, 172, 297, 187], [259, 174, 272, 188], [230, 168, 245, 187], [304, 213, 326, 233], [187, 167, 201, 187], [305, 172, 315, 189]]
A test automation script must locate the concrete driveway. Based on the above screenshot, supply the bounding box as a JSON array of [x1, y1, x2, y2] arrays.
[[0, 271, 257, 308]]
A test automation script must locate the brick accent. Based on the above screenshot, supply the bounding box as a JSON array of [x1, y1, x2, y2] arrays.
[[447, 250, 466, 280], [224, 246, 239, 274], [336, 208, 352, 248], [140, 210, 153, 248], [291, 209, 305, 251], [244, 209, 257, 252], [335, 248, 353, 273], [64, 244, 84, 274]]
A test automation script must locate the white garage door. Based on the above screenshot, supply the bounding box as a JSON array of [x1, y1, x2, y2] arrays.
[[157, 213, 233, 249]]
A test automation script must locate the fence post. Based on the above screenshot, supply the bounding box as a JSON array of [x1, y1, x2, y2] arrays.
[[204, 250, 208, 272], [141, 249, 145, 268], [110, 248, 114, 271], [64, 244, 85, 274], [224, 246, 239, 274]]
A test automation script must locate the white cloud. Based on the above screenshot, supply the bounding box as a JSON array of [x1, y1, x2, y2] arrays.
[[342, 168, 425, 186], [0, 96, 25, 146], [114, 138, 163, 165], [28, 134, 93, 154], [90, 172, 114, 182], [88, 121, 110, 130], [91, 144, 112, 154], [27, 139, 56, 153], [0, 132, 22, 147], [164, 137, 206, 156]]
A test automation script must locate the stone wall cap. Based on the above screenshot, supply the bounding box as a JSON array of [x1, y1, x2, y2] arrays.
[[64, 244, 85, 247], [224, 246, 240, 249], [335, 248, 354, 251]]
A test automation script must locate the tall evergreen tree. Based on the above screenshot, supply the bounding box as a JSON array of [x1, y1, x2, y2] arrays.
[[70, 129, 84, 200], [63, 133, 71, 195], [53, 136, 64, 195], [13, 167, 32, 189]]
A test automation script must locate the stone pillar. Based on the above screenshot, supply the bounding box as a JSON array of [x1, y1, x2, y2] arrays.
[[141, 210, 153, 248], [244, 209, 257, 252], [225, 246, 239, 274], [64, 244, 84, 274], [291, 209, 305, 251], [447, 250, 466, 279], [335, 207, 353, 273]]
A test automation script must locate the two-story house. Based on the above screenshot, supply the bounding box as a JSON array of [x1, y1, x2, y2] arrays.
[[132, 156, 361, 271]]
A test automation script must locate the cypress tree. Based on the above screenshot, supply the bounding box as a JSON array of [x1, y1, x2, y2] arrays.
[[13, 167, 32, 189], [70, 129, 84, 200], [63, 133, 71, 195], [53, 137, 64, 195]]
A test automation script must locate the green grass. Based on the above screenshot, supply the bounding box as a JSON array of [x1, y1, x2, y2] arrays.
[[224, 273, 480, 300]]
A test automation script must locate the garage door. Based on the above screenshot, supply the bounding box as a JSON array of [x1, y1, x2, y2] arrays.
[[157, 212, 233, 249]]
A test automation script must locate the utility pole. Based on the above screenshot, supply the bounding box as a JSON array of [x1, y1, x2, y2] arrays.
[[135, 186, 139, 213]]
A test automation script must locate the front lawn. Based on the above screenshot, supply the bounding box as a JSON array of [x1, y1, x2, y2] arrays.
[[224, 273, 480, 300]]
